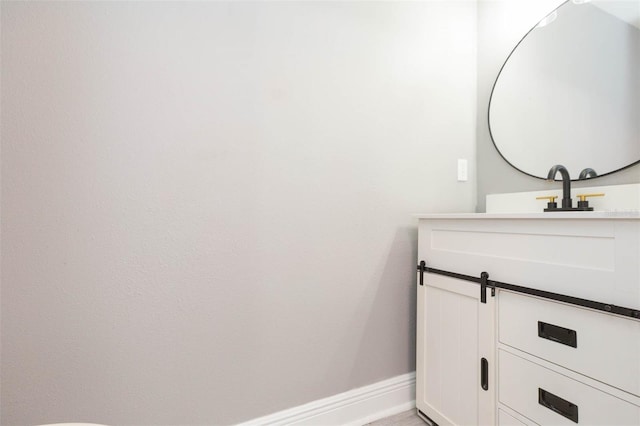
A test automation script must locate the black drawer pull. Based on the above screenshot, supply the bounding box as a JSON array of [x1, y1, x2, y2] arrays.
[[480, 358, 488, 391], [539, 388, 579, 423], [538, 321, 577, 348]]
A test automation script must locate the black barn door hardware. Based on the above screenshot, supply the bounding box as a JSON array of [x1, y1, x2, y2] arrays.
[[480, 358, 489, 391], [417, 260, 640, 320], [418, 261, 426, 286], [417, 409, 439, 426], [416, 262, 492, 302], [480, 272, 489, 304]]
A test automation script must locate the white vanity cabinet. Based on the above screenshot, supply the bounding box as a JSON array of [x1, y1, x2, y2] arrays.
[[416, 213, 640, 426]]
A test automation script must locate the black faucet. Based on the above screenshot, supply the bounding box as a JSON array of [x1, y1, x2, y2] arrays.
[[579, 168, 598, 179], [547, 164, 572, 209]]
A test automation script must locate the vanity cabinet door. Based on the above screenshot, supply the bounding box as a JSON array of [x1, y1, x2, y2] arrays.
[[416, 272, 495, 426]]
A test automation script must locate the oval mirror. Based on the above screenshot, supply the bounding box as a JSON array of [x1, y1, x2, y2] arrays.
[[489, 0, 640, 180]]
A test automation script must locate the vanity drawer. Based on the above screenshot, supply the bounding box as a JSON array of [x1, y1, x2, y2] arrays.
[[499, 350, 640, 425], [498, 408, 531, 426], [498, 291, 640, 396]]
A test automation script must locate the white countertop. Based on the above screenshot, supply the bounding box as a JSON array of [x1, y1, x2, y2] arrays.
[[414, 211, 640, 220]]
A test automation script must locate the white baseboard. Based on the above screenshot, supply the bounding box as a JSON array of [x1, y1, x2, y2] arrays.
[[236, 372, 416, 426]]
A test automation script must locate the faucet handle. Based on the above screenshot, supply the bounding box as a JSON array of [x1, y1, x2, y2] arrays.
[[536, 195, 558, 210], [576, 193, 604, 209], [576, 193, 604, 202]]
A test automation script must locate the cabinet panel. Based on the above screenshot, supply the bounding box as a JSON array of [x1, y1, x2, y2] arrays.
[[499, 350, 640, 425], [418, 219, 640, 310], [416, 273, 494, 425], [499, 291, 640, 396], [430, 228, 614, 270]]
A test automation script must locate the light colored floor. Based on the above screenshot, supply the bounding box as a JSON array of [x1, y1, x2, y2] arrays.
[[364, 409, 424, 426]]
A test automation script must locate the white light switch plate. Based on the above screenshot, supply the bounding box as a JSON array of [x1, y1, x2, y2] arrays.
[[457, 159, 468, 181]]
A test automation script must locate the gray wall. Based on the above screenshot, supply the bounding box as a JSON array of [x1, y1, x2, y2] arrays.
[[477, 0, 640, 212], [0, 2, 477, 425]]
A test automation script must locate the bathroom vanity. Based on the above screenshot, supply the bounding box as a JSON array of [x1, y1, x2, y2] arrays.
[[420, 0, 640, 422], [415, 213, 640, 426]]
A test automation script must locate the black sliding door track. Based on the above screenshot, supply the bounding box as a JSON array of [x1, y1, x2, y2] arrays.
[[417, 261, 640, 321]]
